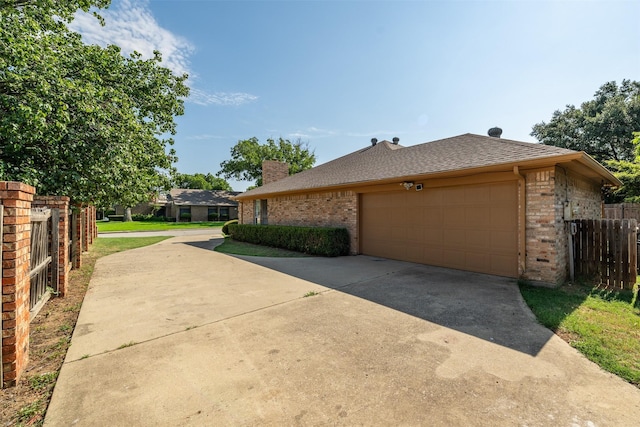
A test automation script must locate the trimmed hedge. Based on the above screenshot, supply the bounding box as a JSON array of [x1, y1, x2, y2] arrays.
[[227, 224, 349, 257], [221, 219, 238, 235]]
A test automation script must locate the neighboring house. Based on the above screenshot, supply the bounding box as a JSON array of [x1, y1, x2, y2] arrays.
[[112, 192, 168, 217], [166, 189, 241, 222], [235, 132, 621, 286]]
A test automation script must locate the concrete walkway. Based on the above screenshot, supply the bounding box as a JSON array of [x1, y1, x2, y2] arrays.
[[45, 233, 640, 426]]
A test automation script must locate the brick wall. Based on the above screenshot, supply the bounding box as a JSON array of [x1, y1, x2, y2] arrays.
[[262, 160, 289, 185], [1, 182, 35, 388], [267, 191, 359, 253], [523, 167, 602, 285], [32, 196, 70, 297], [239, 201, 253, 224]]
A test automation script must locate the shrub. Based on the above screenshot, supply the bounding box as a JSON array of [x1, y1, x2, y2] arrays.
[[227, 224, 349, 257], [208, 213, 219, 221], [221, 219, 238, 236], [179, 212, 192, 222], [131, 214, 167, 222], [107, 215, 124, 222]]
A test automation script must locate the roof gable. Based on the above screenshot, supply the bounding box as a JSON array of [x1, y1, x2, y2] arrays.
[[239, 133, 618, 198]]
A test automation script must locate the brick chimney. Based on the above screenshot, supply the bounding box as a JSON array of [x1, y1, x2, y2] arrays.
[[262, 160, 289, 185]]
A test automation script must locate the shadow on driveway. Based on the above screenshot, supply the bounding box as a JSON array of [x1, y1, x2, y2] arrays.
[[202, 246, 553, 356], [190, 240, 556, 356]]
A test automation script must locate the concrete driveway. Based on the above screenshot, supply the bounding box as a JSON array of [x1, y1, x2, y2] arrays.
[[45, 233, 640, 426]]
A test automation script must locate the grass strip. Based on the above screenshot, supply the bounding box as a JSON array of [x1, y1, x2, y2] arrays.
[[214, 238, 310, 258], [519, 282, 640, 386], [97, 220, 224, 233]]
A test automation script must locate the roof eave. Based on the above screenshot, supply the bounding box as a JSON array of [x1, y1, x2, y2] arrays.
[[235, 152, 621, 200]]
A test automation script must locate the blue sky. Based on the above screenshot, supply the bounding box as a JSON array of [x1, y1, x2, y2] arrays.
[[71, 0, 640, 191]]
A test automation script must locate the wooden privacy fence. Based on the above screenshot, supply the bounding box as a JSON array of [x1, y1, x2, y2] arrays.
[[604, 203, 640, 221], [572, 219, 637, 290]]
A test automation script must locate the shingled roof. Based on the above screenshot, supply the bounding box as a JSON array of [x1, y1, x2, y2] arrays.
[[168, 189, 241, 206], [238, 133, 619, 199]]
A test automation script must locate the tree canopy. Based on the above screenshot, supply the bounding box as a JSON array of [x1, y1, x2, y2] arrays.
[[173, 172, 232, 191], [604, 132, 640, 203], [218, 137, 316, 186], [531, 80, 640, 163], [0, 0, 189, 208]]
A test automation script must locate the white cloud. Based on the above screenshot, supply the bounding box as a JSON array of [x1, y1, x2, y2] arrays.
[[70, 0, 193, 76], [288, 126, 338, 140], [189, 89, 259, 107], [69, 0, 258, 107]]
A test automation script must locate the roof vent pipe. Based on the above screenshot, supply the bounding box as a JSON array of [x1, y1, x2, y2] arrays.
[[371, 138, 378, 146], [392, 137, 400, 145], [488, 127, 502, 138]]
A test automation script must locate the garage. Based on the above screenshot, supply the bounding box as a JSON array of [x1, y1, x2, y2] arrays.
[[360, 180, 519, 277]]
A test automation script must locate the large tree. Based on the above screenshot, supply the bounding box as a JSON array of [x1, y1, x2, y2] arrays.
[[531, 80, 640, 163], [173, 172, 232, 191], [218, 137, 316, 187], [0, 0, 189, 208], [604, 132, 640, 203]]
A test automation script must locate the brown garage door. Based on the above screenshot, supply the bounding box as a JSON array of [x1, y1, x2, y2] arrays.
[[361, 180, 518, 277]]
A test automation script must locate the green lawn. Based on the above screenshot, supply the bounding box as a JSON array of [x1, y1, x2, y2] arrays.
[[520, 282, 640, 386], [97, 220, 225, 233], [92, 236, 171, 255], [214, 238, 310, 257]]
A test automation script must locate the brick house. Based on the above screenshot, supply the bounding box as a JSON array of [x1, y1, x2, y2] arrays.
[[166, 189, 241, 222], [235, 133, 621, 285]]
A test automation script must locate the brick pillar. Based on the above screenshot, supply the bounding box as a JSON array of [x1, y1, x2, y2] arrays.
[[91, 206, 98, 241], [1, 181, 35, 388], [82, 207, 90, 252], [72, 207, 82, 269], [32, 196, 70, 297], [262, 160, 289, 185]]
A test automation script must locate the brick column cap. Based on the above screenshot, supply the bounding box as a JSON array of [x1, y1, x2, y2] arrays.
[[0, 181, 36, 194]]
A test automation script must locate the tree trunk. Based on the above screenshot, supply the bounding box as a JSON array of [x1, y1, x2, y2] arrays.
[[124, 207, 133, 222]]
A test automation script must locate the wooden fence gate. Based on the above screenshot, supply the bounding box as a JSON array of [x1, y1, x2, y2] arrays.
[[30, 208, 59, 311], [572, 219, 637, 290]]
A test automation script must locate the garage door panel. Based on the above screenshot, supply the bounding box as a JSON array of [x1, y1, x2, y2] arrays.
[[445, 229, 467, 247], [491, 230, 517, 252], [390, 225, 408, 241], [467, 229, 491, 249], [465, 251, 491, 272], [490, 206, 517, 228], [361, 180, 518, 278], [407, 226, 426, 243], [465, 186, 492, 204], [443, 209, 465, 227], [423, 207, 443, 223], [406, 206, 423, 223], [446, 187, 467, 205], [491, 254, 518, 277], [424, 229, 443, 245], [491, 182, 518, 202], [422, 188, 444, 205], [466, 207, 490, 228]]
